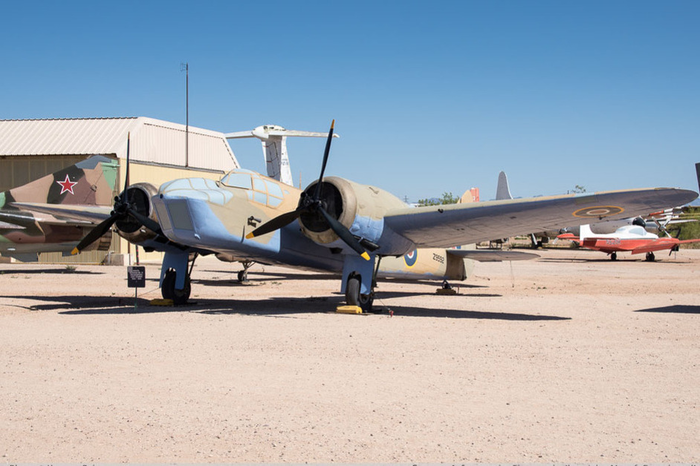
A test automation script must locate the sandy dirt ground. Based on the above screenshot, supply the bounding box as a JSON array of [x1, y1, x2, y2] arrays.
[[1, 247, 699, 463]]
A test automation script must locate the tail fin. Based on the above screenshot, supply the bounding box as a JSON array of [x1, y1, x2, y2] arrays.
[[496, 171, 513, 200], [579, 224, 594, 240], [459, 187, 480, 203], [1, 155, 119, 209], [226, 124, 339, 187]]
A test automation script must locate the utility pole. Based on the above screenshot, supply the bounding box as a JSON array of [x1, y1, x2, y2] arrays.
[[181, 62, 189, 167]]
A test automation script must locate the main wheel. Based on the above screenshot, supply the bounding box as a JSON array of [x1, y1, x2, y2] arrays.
[[237, 270, 248, 283], [645, 252, 656, 262], [346, 274, 374, 312], [610, 252, 617, 261], [162, 269, 191, 305]]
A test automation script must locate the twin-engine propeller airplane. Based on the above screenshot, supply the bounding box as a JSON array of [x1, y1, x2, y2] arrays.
[[70, 121, 697, 310]]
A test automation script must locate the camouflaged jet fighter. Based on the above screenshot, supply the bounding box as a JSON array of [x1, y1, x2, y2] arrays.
[[0, 155, 118, 261], [73, 122, 698, 310]]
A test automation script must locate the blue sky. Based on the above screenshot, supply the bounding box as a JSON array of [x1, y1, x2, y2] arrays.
[[2, 1, 699, 202]]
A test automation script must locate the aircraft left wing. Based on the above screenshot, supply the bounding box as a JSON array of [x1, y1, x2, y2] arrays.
[[384, 188, 698, 249]]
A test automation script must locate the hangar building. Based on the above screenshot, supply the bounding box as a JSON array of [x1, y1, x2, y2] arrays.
[[0, 117, 240, 264]]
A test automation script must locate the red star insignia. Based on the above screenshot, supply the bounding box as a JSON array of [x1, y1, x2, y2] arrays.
[[57, 174, 78, 195]]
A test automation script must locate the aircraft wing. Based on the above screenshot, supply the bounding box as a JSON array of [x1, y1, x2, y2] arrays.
[[9, 202, 113, 224], [631, 238, 700, 254], [446, 249, 539, 262], [384, 188, 698, 249]]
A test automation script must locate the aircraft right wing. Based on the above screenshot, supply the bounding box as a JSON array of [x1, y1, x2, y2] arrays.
[[384, 188, 698, 249]]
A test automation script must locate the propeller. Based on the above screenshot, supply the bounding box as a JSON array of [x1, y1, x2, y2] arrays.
[[245, 120, 370, 261], [72, 133, 162, 255]]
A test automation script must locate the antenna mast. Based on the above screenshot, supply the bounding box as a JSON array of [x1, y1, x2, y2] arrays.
[[181, 62, 189, 167]]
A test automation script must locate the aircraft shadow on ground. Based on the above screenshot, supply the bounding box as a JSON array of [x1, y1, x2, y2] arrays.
[[635, 305, 700, 314], [0, 268, 104, 276], [38, 295, 568, 321]]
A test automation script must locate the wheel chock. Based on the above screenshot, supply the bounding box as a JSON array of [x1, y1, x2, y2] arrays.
[[435, 288, 457, 295], [149, 298, 175, 306], [336, 305, 363, 314]]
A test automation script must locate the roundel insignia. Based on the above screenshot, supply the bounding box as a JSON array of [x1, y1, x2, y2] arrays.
[[404, 250, 418, 268], [572, 205, 624, 218]]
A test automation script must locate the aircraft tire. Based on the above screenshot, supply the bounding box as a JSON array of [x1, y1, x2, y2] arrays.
[[237, 270, 248, 283], [162, 269, 191, 305], [610, 252, 617, 261], [346, 274, 374, 312]]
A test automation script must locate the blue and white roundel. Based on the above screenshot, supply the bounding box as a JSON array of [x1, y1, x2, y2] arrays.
[[404, 250, 418, 268]]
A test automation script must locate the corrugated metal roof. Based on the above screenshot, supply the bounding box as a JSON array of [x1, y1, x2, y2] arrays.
[[0, 117, 239, 171]]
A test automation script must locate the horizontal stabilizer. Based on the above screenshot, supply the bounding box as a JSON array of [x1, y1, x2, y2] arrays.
[[447, 249, 539, 262], [225, 125, 340, 140]]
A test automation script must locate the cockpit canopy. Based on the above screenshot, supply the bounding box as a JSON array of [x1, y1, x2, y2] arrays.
[[220, 169, 288, 207]]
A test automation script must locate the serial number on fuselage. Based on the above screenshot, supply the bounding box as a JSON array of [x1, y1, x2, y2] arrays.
[[432, 253, 445, 264]]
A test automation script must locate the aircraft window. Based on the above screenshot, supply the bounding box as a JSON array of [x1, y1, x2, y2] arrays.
[[253, 191, 267, 204], [221, 172, 253, 190], [265, 181, 283, 199], [265, 181, 283, 207], [252, 177, 266, 193]]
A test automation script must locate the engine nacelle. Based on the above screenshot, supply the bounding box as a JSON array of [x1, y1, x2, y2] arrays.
[[298, 177, 411, 255], [114, 182, 160, 244]]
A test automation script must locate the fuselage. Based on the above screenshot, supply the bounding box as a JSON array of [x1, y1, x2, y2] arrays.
[[151, 169, 470, 280]]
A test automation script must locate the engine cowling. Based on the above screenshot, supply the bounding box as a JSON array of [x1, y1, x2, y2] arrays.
[[297, 177, 411, 255], [114, 182, 160, 244]]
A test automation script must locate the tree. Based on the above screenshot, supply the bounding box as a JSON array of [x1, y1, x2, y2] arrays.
[[417, 192, 459, 206]]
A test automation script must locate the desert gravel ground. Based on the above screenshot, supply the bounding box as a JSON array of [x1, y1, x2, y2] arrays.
[[1, 248, 699, 463]]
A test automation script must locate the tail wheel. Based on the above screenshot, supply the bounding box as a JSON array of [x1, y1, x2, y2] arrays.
[[346, 274, 374, 312], [162, 269, 191, 305]]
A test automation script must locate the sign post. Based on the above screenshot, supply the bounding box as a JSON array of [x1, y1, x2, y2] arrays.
[[127, 266, 146, 310]]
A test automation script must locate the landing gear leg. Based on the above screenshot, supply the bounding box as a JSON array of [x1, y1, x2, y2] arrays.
[[237, 260, 255, 283]]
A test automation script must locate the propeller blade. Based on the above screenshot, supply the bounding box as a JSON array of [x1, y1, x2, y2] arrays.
[[245, 207, 306, 239], [313, 120, 335, 200], [71, 215, 118, 255], [317, 206, 370, 260], [122, 132, 131, 196]]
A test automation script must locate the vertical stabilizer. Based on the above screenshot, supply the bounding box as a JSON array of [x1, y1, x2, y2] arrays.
[[695, 162, 700, 193], [496, 171, 513, 200], [459, 187, 480, 203], [1, 155, 118, 209], [226, 125, 339, 187], [579, 224, 594, 240]]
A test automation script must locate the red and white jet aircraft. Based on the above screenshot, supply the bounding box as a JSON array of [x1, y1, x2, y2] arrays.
[[558, 223, 700, 261]]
